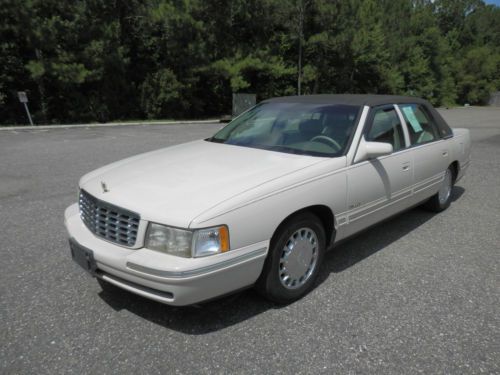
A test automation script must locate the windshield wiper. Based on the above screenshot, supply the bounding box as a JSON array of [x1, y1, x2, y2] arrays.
[[206, 137, 226, 143], [205, 140, 333, 157], [263, 145, 311, 155], [264, 145, 336, 157]]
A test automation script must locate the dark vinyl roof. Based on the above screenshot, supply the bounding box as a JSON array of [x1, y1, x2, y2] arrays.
[[262, 93, 453, 137], [263, 94, 428, 107]]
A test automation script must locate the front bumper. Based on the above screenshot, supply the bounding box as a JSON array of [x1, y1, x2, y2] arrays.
[[64, 203, 268, 306]]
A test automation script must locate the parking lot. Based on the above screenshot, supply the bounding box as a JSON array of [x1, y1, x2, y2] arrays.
[[1, 107, 499, 374]]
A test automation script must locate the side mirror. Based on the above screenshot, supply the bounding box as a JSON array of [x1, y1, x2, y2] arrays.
[[354, 136, 393, 163]]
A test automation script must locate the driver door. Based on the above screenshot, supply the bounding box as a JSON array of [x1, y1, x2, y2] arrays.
[[344, 105, 413, 237]]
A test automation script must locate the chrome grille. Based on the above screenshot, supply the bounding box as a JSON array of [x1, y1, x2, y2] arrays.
[[79, 190, 140, 247]]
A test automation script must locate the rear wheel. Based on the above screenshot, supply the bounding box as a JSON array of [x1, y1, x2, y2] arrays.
[[256, 212, 326, 304], [423, 166, 454, 212]]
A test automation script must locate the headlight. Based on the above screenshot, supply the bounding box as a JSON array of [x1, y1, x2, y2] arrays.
[[145, 223, 229, 258], [145, 224, 193, 258]]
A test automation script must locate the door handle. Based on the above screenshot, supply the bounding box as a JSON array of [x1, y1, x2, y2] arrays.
[[402, 162, 411, 171], [442, 150, 448, 157]]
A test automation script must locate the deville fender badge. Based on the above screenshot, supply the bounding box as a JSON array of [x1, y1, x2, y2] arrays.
[[101, 181, 109, 193]]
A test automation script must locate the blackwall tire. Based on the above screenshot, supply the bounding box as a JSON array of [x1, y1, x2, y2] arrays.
[[256, 212, 326, 304], [423, 167, 454, 212]]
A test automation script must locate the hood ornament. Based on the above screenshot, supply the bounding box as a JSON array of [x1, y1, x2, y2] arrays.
[[101, 181, 109, 193]]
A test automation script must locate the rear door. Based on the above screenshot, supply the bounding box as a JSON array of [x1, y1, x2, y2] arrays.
[[396, 103, 450, 204]]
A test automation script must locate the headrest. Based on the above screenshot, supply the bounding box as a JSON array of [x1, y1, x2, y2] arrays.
[[371, 114, 393, 137], [324, 115, 351, 130], [299, 119, 323, 137]]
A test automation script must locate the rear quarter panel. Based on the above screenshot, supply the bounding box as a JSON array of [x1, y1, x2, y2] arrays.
[[450, 128, 472, 180]]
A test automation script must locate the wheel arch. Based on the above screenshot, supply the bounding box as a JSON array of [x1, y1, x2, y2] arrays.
[[270, 205, 336, 250], [450, 160, 460, 183]]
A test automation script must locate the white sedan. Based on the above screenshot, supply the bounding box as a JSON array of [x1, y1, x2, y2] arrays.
[[64, 94, 471, 305]]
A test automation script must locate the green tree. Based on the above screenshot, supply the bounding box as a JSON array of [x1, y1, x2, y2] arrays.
[[1, 0, 499, 125], [456, 46, 500, 104]]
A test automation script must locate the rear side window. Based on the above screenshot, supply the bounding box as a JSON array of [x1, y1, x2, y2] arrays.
[[366, 106, 405, 152], [399, 104, 440, 146]]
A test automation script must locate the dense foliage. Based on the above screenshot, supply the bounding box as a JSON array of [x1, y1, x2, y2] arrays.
[[1, 0, 499, 124]]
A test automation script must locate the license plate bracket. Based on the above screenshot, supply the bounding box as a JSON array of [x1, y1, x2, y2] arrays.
[[70, 239, 97, 276]]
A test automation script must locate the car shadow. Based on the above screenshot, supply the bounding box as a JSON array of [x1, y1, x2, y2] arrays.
[[321, 185, 464, 275], [98, 186, 465, 335]]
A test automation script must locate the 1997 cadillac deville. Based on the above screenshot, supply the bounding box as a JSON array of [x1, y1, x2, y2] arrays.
[[65, 95, 471, 305]]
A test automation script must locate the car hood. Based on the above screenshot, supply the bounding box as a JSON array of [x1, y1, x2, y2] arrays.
[[80, 140, 328, 228]]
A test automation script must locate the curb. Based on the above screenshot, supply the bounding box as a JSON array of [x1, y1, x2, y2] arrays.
[[0, 119, 221, 131]]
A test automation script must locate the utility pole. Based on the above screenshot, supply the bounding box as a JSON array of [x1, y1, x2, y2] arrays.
[[298, 27, 302, 96], [296, 0, 307, 96], [18, 91, 34, 126]]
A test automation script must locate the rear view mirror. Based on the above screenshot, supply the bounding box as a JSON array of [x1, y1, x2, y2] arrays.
[[354, 136, 393, 163]]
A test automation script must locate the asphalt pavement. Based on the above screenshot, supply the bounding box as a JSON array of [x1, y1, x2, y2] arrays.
[[1, 107, 499, 374]]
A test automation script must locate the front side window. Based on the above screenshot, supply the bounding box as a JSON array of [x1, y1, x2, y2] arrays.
[[399, 104, 440, 145], [366, 106, 405, 152], [209, 102, 360, 157]]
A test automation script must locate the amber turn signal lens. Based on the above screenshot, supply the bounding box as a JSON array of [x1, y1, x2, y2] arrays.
[[219, 225, 230, 252]]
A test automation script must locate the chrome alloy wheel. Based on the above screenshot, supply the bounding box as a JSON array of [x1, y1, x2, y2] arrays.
[[279, 228, 319, 290], [438, 169, 452, 204]]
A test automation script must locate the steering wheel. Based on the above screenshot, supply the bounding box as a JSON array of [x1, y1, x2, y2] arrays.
[[310, 135, 342, 151]]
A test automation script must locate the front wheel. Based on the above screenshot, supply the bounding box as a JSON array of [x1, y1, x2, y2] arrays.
[[423, 167, 454, 212], [256, 212, 326, 304]]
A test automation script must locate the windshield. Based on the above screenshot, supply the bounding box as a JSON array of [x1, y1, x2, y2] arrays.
[[209, 102, 360, 157]]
